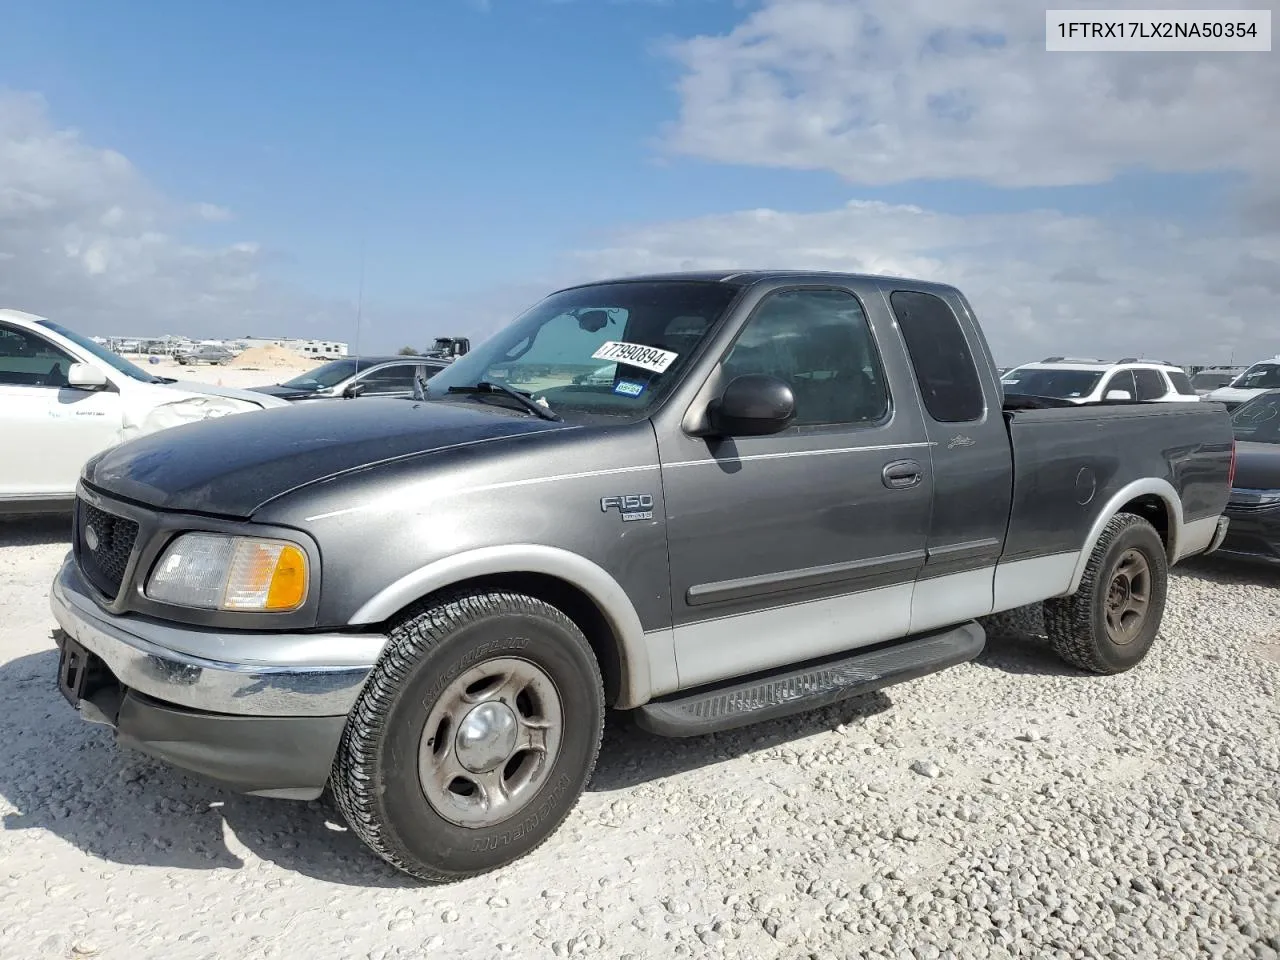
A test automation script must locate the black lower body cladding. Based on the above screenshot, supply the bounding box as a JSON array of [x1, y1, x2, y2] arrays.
[[331, 589, 606, 882]]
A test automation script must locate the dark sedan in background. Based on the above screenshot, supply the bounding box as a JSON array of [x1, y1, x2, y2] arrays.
[[1217, 389, 1280, 566], [250, 355, 450, 402]]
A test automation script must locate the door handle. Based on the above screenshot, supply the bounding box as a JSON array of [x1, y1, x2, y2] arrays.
[[882, 459, 922, 489]]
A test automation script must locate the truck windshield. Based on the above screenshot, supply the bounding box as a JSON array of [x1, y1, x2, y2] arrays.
[[423, 280, 741, 418], [1231, 392, 1280, 443], [1000, 368, 1104, 399], [1229, 363, 1280, 390], [37, 319, 162, 383]]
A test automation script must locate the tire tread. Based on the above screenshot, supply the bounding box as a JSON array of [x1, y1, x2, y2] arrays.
[[1043, 512, 1166, 674], [331, 589, 604, 883]]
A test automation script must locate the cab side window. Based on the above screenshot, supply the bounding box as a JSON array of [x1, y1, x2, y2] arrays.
[[888, 290, 985, 423], [721, 289, 888, 427], [356, 363, 420, 396], [1103, 369, 1137, 399], [0, 325, 75, 388], [1132, 368, 1168, 401]]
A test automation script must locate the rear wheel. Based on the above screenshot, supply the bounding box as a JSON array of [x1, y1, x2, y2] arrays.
[[1043, 513, 1168, 674], [331, 590, 604, 882]]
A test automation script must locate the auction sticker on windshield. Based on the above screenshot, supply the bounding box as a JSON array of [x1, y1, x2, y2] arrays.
[[591, 341, 678, 374]]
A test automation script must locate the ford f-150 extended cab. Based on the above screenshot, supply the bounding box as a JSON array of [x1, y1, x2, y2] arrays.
[[49, 271, 1235, 882]]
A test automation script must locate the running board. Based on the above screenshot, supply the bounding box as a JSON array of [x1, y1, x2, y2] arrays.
[[635, 621, 986, 737]]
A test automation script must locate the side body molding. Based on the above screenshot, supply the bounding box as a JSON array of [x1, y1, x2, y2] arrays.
[[1062, 477, 1184, 597], [346, 544, 673, 709]]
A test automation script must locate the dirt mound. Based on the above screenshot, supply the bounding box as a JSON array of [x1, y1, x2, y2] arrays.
[[230, 345, 308, 369]]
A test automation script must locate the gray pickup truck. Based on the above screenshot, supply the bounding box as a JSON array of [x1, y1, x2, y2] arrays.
[[50, 270, 1235, 882]]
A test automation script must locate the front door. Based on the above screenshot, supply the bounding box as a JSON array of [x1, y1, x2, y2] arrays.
[[0, 323, 122, 499], [659, 286, 934, 689]]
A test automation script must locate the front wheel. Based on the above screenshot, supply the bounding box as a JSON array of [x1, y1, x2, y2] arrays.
[[1043, 512, 1168, 674], [331, 590, 605, 882]]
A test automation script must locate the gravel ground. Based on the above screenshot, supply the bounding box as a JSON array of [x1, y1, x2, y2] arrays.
[[1, 520, 1277, 960]]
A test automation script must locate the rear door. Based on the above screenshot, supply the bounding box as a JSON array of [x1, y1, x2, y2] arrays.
[[659, 284, 934, 688], [882, 287, 1012, 631]]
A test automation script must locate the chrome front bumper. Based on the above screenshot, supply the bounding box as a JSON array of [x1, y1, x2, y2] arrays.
[[50, 554, 387, 718]]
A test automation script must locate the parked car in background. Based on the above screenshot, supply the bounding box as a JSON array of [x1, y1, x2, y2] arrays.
[[50, 270, 1233, 881], [0, 308, 287, 515], [1203, 357, 1280, 410], [1001, 357, 1199, 403], [422, 336, 471, 361], [1190, 366, 1247, 395], [175, 344, 234, 366], [1215, 389, 1280, 565], [250, 355, 450, 402]]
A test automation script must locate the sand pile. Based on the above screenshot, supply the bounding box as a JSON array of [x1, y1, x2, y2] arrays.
[[230, 345, 309, 369]]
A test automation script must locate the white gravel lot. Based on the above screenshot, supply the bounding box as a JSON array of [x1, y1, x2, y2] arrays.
[[1, 371, 1277, 959]]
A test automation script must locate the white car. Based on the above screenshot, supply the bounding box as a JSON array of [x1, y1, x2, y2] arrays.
[[1203, 357, 1280, 411], [1, 308, 288, 515], [1000, 357, 1200, 404]]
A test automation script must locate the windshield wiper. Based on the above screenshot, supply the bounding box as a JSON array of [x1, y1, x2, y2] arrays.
[[446, 381, 562, 421]]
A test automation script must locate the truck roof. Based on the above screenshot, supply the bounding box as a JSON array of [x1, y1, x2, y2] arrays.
[[552, 270, 963, 297]]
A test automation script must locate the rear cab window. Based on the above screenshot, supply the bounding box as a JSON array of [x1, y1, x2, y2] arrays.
[[887, 290, 985, 422]]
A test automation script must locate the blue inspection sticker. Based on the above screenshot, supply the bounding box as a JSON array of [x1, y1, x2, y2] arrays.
[[613, 379, 647, 398]]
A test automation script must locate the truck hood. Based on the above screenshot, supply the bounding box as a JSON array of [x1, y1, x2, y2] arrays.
[[1231, 441, 1280, 492], [85, 398, 574, 517]]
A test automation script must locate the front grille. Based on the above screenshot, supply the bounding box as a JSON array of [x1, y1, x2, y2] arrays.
[[76, 500, 139, 599]]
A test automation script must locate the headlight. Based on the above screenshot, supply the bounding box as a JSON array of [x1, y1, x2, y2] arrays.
[[146, 533, 309, 611]]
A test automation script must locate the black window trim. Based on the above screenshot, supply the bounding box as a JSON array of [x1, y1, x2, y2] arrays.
[[886, 287, 988, 425], [0, 320, 84, 391], [701, 283, 895, 436]]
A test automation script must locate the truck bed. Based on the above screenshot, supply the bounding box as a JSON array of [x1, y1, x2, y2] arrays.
[[1000, 400, 1234, 567]]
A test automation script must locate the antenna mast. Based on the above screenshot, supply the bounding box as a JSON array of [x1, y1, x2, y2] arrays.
[[353, 233, 366, 360]]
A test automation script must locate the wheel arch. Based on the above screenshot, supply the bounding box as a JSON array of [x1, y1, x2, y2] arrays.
[[1066, 478, 1182, 595], [347, 545, 668, 709]]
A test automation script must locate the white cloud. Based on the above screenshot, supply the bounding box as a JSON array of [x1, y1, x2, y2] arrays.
[[0, 90, 364, 341], [195, 201, 233, 222], [556, 0, 1280, 367], [662, 0, 1280, 190], [572, 199, 1280, 365]]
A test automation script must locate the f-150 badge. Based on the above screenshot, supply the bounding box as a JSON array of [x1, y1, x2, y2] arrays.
[[600, 494, 654, 521]]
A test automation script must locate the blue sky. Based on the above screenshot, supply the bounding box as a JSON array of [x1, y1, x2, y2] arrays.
[[0, 0, 1275, 362]]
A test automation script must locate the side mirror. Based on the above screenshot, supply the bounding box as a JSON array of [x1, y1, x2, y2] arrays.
[[707, 374, 796, 436], [1105, 389, 1132, 401], [343, 382, 366, 399], [67, 363, 108, 390]]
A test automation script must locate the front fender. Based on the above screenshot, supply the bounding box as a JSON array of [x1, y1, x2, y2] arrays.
[[346, 543, 676, 709]]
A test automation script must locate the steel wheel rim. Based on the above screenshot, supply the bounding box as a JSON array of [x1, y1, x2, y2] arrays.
[[417, 656, 564, 828], [1105, 548, 1151, 646]]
